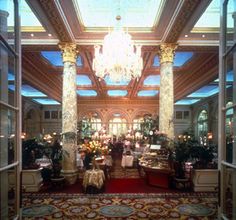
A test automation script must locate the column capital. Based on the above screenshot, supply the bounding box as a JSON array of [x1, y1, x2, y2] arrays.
[[158, 43, 178, 64], [59, 42, 79, 63]]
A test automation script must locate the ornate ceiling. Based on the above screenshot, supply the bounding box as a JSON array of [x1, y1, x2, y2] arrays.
[[15, 0, 226, 105]]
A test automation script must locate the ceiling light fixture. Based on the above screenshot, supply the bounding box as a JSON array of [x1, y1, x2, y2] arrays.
[[93, 15, 143, 82]]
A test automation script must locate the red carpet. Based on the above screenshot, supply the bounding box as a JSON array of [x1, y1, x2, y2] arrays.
[[105, 178, 177, 193], [42, 178, 179, 194]]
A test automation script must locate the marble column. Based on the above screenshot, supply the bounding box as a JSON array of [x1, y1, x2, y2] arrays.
[[158, 44, 177, 139], [59, 43, 78, 185]]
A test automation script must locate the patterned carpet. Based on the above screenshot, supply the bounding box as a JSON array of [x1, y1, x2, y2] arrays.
[[21, 192, 218, 219]]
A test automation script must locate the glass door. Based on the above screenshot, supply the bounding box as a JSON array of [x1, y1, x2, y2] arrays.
[[218, 0, 236, 219], [0, 0, 21, 219]]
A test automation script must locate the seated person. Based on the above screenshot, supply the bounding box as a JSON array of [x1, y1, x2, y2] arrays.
[[83, 150, 92, 170], [143, 144, 150, 154], [77, 149, 85, 169]]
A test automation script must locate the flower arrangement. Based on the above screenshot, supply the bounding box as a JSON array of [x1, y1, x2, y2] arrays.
[[82, 140, 109, 157]]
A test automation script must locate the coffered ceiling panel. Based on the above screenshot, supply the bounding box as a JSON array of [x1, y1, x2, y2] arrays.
[[19, 0, 221, 106]]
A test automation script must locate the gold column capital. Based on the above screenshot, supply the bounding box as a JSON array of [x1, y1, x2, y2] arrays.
[[59, 42, 79, 63], [158, 43, 178, 64]]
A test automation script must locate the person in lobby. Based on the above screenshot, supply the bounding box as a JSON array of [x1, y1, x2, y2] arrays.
[[81, 137, 92, 170]]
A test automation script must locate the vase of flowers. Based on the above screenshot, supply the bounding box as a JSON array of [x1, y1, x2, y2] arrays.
[[82, 140, 109, 169]]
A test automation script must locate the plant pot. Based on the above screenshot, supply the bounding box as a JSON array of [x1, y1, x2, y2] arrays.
[[192, 169, 218, 192]]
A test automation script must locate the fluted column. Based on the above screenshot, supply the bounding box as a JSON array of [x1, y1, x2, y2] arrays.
[[59, 43, 78, 184], [158, 44, 177, 139]]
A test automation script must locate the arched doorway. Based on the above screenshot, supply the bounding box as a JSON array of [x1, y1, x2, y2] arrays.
[[79, 112, 102, 139], [108, 117, 128, 139]]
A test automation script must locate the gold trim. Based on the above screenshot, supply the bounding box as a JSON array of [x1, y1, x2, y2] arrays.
[[191, 27, 233, 34], [158, 43, 177, 64], [59, 43, 79, 63], [83, 27, 153, 33], [8, 26, 45, 32]]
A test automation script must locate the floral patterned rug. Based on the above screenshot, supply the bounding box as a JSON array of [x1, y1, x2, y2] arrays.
[[21, 192, 217, 219]]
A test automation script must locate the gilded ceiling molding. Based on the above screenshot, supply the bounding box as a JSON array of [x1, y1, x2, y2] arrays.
[[165, 0, 201, 43], [59, 43, 79, 63], [158, 44, 178, 64], [77, 99, 159, 105], [38, 0, 72, 42]]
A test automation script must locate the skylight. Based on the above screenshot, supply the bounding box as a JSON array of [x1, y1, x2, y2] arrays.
[[193, 0, 234, 32], [175, 99, 200, 105], [104, 76, 130, 86], [41, 51, 83, 67], [153, 52, 193, 67], [187, 85, 219, 98], [214, 70, 234, 82], [33, 98, 61, 105], [8, 73, 15, 81], [107, 90, 128, 96], [77, 75, 92, 86], [138, 90, 158, 97], [113, 113, 121, 117], [77, 90, 97, 96], [75, 0, 163, 28], [8, 84, 47, 97], [143, 75, 160, 86], [7, 0, 45, 32]]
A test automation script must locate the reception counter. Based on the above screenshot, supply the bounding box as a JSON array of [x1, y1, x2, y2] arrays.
[[141, 165, 173, 188]]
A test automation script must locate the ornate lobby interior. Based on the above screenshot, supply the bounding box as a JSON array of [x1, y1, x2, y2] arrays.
[[0, 0, 236, 219]]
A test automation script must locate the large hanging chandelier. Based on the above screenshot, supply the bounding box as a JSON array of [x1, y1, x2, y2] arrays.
[[93, 16, 143, 82]]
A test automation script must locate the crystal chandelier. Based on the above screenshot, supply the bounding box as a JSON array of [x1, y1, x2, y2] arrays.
[[93, 16, 143, 82]]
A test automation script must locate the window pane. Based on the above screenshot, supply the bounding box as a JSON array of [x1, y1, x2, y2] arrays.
[[132, 117, 143, 130], [175, 111, 182, 119], [0, 43, 16, 106], [0, 0, 15, 49], [183, 111, 190, 119], [226, 0, 234, 50], [0, 105, 16, 168], [0, 167, 17, 219], [222, 167, 234, 219], [51, 111, 58, 119], [225, 52, 234, 107], [44, 111, 50, 119]]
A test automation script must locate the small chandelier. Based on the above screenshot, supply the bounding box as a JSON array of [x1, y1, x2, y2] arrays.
[[93, 16, 143, 82]]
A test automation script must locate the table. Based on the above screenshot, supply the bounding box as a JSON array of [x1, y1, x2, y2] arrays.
[[121, 155, 134, 168], [83, 169, 105, 193]]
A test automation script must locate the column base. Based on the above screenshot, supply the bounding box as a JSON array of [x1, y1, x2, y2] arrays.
[[61, 169, 78, 185]]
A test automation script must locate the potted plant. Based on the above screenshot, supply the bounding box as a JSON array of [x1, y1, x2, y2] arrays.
[[51, 139, 63, 178], [8, 139, 44, 192], [190, 144, 218, 192], [174, 142, 191, 179]]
